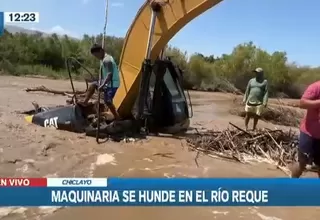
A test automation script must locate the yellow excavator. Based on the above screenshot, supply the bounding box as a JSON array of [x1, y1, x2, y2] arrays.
[[24, 0, 223, 140]]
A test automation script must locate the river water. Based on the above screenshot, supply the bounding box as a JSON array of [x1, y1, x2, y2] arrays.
[[0, 76, 318, 220]]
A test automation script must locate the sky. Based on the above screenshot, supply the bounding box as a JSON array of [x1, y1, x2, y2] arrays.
[[1, 0, 320, 66]]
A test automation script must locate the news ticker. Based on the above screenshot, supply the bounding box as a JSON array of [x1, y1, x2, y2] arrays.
[[0, 12, 40, 36], [0, 178, 319, 206]]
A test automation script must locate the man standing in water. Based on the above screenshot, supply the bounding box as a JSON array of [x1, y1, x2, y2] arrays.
[[290, 81, 320, 178], [243, 68, 269, 131], [78, 44, 120, 120]]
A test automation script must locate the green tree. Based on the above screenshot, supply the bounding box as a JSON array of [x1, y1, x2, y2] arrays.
[[1, 29, 320, 98]]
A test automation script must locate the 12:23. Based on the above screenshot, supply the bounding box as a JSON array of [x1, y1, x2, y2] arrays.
[[9, 13, 36, 22]]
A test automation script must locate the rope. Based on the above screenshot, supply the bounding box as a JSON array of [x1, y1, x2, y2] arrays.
[[96, 0, 109, 143], [101, 0, 109, 49]]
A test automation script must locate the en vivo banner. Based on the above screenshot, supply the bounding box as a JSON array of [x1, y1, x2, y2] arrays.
[[0, 178, 319, 206]]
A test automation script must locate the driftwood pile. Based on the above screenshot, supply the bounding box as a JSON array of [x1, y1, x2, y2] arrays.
[[229, 98, 303, 127], [186, 123, 298, 175]]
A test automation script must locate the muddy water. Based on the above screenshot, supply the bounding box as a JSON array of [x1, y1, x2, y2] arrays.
[[0, 76, 318, 220]]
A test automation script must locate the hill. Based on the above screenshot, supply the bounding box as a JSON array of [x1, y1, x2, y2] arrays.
[[4, 25, 46, 36], [4, 25, 77, 39]]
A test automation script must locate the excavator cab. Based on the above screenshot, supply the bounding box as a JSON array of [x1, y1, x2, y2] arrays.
[[133, 58, 191, 134]]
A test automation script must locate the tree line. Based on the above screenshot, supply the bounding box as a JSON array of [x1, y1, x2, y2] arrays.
[[1, 29, 320, 98]]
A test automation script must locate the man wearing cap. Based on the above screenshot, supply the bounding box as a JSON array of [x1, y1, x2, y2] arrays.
[[77, 44, 120, 120], [243, 67, 269, 130]]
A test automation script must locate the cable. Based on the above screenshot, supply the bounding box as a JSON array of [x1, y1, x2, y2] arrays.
[[96, 0, 109, 143], [101, 0, 109, 49]]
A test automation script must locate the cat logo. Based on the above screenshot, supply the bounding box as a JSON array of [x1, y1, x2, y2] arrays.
[[44, 117, 58, 128]]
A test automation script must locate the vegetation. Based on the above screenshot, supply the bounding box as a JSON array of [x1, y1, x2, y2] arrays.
[[1, 29, 320, 98]]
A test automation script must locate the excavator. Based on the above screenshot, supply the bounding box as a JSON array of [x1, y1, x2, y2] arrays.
[[23, 0, 223, 140]]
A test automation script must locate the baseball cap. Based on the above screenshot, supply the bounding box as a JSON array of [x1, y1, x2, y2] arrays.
[[253, 67, 263, 73]]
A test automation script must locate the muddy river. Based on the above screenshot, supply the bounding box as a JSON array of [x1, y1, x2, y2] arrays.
[[0, 76, 318, 220]]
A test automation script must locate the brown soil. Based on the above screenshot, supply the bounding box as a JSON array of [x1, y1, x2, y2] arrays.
[[0, 76, 318, 220]]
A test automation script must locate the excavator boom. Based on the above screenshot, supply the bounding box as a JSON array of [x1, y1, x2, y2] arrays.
[[114, 0, 223, 116]]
